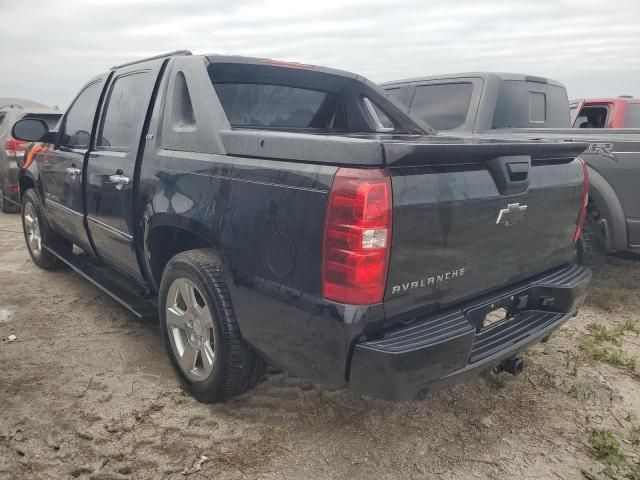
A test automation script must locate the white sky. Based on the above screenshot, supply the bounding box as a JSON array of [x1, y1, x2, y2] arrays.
[[1, 0, 639, 108]]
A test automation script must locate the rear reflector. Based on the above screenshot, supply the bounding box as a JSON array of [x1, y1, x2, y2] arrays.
[[572, 157, 589, 244], [322, 168, 392, 305]]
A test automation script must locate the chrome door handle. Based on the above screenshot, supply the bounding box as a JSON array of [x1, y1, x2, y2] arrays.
[[108, 174, 130, 190], [66, 167, 81, 177]]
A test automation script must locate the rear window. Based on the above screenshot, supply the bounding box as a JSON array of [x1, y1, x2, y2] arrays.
[[492, 81, 570, 128], [213, 83, 346, 131], [410, 83, 473, 130], [625, 104, 640, 128], [529, 92, 546, 123], [23, 113, 62, 130], [386, 88, 405, 102]]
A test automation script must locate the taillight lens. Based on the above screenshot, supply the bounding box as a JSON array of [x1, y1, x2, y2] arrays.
[[572, 157, 589, 244], [322, 168, 392, 305], [4, 138, 26, 160]]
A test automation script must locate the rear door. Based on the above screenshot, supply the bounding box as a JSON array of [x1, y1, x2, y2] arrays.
[[85, 59, 164, 281], [40, 78, 106, 251]]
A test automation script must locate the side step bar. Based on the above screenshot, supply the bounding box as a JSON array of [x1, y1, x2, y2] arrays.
[[45, 246, 158, 320]]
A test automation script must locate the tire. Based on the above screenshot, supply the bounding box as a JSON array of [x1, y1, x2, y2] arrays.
[[159, 249, 265, 403], [577, 213, 607, 267], [1, 184, 20, 213], [21, 189, 72, 269]]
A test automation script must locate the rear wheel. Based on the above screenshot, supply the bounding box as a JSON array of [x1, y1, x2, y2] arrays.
[[159, 249, 265, 403], [577, 212, 607, 267], [21, 189, 71, 269]]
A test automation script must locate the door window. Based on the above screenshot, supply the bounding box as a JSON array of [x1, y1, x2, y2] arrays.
[[98, 72, 151, 149], [61, 82, 103, 148], [575, 106, 608, 128]]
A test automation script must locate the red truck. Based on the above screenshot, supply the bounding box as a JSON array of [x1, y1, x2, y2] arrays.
[[571, 96, 640, 129]]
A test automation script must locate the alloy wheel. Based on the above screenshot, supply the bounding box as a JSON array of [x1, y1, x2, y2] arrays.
[[165, 278, 216, 382], [23, 202, 42, 258]]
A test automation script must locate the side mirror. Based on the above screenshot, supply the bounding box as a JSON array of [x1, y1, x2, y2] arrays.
[[11, 118, 51, 142]]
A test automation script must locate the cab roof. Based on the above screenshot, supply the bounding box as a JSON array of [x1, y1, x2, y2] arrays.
[[382, 72, 566, 89]]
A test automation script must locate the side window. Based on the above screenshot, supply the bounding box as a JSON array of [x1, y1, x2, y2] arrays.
[[574, 115, 588, 128], [363, 97, 395, 132], [98, 71, 150, 149], [625, 104, 640, 128], [0, 113, 6, 128], [411, 83, 473, 130], [61, 82, 102, 148]]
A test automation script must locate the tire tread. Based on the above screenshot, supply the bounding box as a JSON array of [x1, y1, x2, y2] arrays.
[[160, 249, 265, 402]]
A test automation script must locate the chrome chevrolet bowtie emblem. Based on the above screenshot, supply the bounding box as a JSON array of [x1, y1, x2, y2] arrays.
[[496, 203, 527, 226]]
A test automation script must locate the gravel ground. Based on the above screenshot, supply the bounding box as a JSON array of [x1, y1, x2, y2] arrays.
[[0, 211, 639, 480]]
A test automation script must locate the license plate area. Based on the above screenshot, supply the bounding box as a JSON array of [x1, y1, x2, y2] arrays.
[[465, 293, 530, 333], [484, 307, 510, 329]]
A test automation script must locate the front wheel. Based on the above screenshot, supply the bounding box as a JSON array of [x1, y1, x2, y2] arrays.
[[21, 189, 71, 269], [158, 249, 265, 403]]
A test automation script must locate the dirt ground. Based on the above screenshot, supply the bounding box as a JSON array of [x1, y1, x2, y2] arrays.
[[0, 212, 639, 480]]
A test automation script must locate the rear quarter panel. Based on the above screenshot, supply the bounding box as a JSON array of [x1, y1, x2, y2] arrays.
[[135, 56, 387, 385], [138, 148, 388, 385]]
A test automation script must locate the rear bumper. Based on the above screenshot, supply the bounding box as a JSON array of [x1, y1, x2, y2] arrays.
[[349, 263, 591, 400]]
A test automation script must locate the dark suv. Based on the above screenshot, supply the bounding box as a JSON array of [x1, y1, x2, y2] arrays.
[[0, 99, 62, 212], [13, 52, 590, 402]]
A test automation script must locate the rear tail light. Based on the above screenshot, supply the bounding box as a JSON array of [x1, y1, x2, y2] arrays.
[[322, 168, 392, 305], [572, 157, 589, 244], [4, 138, 26, 160]]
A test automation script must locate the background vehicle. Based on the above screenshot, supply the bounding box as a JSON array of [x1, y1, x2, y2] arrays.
[[13, 52, 590, 402], [571, 96, 640, 128], [0, 99, 62, 212], [382, 73, 640, 262]]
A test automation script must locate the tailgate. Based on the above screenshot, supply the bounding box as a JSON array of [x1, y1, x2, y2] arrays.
[[382, 136, 587, 319]]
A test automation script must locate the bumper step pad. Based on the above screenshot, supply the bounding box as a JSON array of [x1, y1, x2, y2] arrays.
[[349, 263, 590, 400], [470, 310, 562, 363]]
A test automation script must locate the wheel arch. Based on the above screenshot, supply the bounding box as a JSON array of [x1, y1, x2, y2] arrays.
[[144, 214, 222, 292], [18, 173, 36, 198], [586, 165, 627, 252], [18, 164, 44, 200]]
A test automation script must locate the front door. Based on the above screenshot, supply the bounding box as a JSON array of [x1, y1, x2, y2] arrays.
[[85, 60, 164, 282], [41, 78, 106, 252]]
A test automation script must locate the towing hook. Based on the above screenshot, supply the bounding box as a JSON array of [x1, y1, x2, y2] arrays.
[[495, 356, 524, 376]]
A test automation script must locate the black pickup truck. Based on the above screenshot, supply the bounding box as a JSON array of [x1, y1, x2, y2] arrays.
[[382, 73, 640, 262], [13, 52, 590, 402]]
